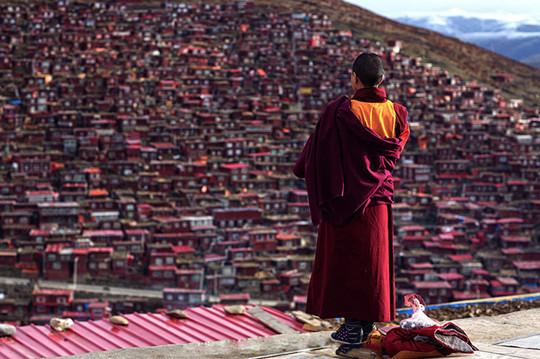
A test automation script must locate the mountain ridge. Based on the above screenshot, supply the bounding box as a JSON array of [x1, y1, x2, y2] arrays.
[[396, 14, 540, 69]]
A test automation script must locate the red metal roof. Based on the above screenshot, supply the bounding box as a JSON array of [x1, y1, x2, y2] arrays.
[[221, 163, 248, 170], [513, 260, 540, 270], [171, 245, 195, 254], [0, 305, 305, 359], [448, 254, 473, 262], [412, 281, 452, 289], [32, 288, 73, 297], [437, 272, 465, 280], [219, 293, 250, 301]]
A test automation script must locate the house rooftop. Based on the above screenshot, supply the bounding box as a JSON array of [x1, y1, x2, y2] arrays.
[[0, 305, 304, 359]]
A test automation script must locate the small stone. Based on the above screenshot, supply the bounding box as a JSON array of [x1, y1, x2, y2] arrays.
[[110, 315, 129, 326], [50, 318, 74, 332], [224, 305, 246, 315], [321, 320, 333, 329], [291, 310, 314, 324], [0, 324, 16, 337], [166, 309, 188, 319], [302, 319, 323, 331]]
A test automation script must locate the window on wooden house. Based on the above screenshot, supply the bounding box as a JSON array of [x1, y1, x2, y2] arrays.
[[57, 297, 67, 304]]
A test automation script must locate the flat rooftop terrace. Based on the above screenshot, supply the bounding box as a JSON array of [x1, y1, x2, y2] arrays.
[[66, 308, 540, 359]]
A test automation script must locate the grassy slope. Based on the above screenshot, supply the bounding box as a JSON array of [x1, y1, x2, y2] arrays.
[[255, 0, 540, 106]]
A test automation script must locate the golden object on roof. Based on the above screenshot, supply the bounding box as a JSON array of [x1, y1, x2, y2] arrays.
[[223, 305, 246, 315], [166, 309, 188, 319], [110, 315, 129, 326]]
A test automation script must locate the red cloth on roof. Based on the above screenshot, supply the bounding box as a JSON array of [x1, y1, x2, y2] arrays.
[[294, 87, 409, 321], [383, 322, 478, 357]]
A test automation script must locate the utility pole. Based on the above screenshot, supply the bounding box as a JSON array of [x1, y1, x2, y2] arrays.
[[292, 31, 297, 77], [73, 256, 79, 291]]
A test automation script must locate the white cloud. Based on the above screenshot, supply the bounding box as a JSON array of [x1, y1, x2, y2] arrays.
[[344, 0, 540, 24], [399, 8, 540, 25]]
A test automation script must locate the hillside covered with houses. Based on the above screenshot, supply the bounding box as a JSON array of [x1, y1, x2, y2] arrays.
[[0, 0, 539, 324]]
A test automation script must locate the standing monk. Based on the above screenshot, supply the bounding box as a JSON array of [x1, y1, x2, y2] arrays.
[[293, 53, 410, 355]]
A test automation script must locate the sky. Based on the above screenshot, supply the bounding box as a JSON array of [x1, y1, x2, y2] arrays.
[[344, 0, 540, 22]]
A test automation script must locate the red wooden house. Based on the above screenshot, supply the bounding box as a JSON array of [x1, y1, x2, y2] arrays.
[[37, 202, 80, 230], [31, 288, 74, 317], [0, 249, 17, 269], [213, 207, 262, 228], [248, 228, 277, 253], [87, 247, 113, 278], [411, 281, 452, 304], [219, 292, 250, 305], [437, 272, 464, 290], [111, 252, 134, 278], [82, 229, 124, 246], [176, 269, 203, 289], [162, 288, 206, 310], [276, 232, 301, 248], [43, 244, 72, 281], [490, 277, 519, 296], [227, 247, 254, 261]]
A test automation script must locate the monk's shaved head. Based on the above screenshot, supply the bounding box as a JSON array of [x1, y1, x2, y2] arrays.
[[352, 53, 385, 87]]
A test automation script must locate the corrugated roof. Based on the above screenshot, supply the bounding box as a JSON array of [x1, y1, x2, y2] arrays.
[[0, 305, 305, 359]]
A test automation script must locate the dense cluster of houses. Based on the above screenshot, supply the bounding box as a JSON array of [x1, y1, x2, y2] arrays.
[[0, 1, 538, 324], [0, 280, 163, 324]]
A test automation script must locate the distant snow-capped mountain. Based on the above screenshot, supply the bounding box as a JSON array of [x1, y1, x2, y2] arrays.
[[396, 14, 540, 68]]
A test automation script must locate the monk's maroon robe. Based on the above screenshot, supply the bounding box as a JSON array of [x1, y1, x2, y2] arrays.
[[293, 87, 409, 321]]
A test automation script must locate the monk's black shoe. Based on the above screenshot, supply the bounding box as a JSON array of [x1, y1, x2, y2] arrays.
[[335, 343, 364, 358], [330, 322, 364, 345]]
